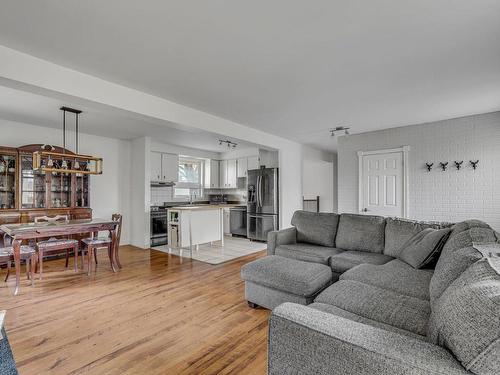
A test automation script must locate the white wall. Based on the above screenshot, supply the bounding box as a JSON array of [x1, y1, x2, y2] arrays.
[[0, 118, 132, 244], [130, 137, 150, 248], [219, 147, 259, 160], [151, 140, 220, 160], [279, 146, 303, 228], [302, 146, 336, 212], [337, 111, 500, 231]]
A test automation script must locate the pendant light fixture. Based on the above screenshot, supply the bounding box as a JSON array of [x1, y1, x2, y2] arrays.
[[33, 107, 103, 175]]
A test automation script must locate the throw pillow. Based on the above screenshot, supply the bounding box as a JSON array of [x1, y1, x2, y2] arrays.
[[398, 228, 451, 269]]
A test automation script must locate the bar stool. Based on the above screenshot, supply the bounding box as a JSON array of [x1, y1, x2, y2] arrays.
[[35, 215, 79, 279], [0, 245, 37, 286], [82, 213, 122, 274]]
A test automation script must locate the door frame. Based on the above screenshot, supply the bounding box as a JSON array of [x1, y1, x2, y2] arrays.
[[357, 146, 410, 218]]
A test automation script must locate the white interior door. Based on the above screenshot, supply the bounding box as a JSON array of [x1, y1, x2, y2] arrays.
[[359, 149, 407, 217]]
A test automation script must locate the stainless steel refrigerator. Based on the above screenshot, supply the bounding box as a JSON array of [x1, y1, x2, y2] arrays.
[[247, 167, 279, 241]]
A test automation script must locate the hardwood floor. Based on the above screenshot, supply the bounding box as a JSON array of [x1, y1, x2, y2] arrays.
[[0, 246, 269, 375]]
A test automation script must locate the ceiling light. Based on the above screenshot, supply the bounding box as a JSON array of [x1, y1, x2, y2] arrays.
[[330, 126, 350, 137], [32, 107, 103, 175], [218, 139, 238, 149]]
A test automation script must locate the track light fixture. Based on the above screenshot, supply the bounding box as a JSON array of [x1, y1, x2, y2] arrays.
[[330, 126, 350, 137], [218, 139, 238, 149]]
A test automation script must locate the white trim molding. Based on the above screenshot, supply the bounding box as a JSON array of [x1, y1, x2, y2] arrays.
[[357, 146, 410, 218]]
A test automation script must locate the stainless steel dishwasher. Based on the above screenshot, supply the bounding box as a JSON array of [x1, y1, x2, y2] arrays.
[[229, 206, 247, 237]]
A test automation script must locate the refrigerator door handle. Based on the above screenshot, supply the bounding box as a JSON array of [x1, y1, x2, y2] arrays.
[[256, 175, 261, 207], [259, 174, 264, 208]]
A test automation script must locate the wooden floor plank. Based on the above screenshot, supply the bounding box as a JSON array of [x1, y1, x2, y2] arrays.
[[0, 246, 269, 375]]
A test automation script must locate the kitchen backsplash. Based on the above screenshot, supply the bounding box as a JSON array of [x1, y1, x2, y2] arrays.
[[150, 186, 246, 206]]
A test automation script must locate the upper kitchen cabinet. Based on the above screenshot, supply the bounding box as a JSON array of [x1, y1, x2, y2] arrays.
[[259, 149, 278, 168], [247, 156, 260, 171], [226, 159, 237, 188], [150, 152, 178, 183], [237, 158, 248, 178], [162, 153, 178, 183], [219, 160, 227, 188], [209, 159, 220, 188], [150, 152, 162, 182], [219, 159, 237, 188]]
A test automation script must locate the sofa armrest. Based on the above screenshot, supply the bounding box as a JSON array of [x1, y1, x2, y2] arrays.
[[269, 303, 468, 375], [267, 227, 297, 255]]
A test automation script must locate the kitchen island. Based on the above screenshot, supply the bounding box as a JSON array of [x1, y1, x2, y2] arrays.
[[167, 204, 242, 256]]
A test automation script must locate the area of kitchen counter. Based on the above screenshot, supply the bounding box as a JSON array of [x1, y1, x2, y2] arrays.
[[168, 203, 245, 210]]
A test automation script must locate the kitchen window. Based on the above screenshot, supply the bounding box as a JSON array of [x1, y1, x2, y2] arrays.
[[174, 157, 204, 197]]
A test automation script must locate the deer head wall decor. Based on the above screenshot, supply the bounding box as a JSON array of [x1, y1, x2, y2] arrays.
[[425, 162, 433, 172], [470, 160, 479, 170], [454, 161, 463, 170], [439, 162, 448, 171]]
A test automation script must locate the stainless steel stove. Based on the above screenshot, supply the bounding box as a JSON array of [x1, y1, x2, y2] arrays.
[[150, 206, 168, 246]]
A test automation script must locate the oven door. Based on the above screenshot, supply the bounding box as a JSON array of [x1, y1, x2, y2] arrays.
[[150, 213, 168, 246]]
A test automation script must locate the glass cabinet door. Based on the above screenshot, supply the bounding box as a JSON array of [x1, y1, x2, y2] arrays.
[[21, 155, 46, 209], [50, 173, 72, 208], [75, 174, 89, 207], [0, 153, 17, 209]]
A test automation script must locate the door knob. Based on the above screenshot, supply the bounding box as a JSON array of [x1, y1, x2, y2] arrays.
[[362, 208, 368, 212]]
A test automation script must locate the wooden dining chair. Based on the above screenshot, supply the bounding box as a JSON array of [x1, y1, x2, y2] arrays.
[[34, 215, 79, 279], [0, 245, 37, 286], [82, 213, 122, 275]]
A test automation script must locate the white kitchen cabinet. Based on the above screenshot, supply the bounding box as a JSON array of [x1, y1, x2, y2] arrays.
[[219, 160, 227, 188], [162, 153, 179, 182], [259, 149, 278, 168], [219, 159, 237, 188], [209, 159, 220, 188], [237, 158, 248, 178], [247, 156, 259, 171], [226, 159, 237, 188], [150, 152, 162, 182]]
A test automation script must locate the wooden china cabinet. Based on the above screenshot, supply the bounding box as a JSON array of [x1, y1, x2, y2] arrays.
[[0, 144, 92, 230]]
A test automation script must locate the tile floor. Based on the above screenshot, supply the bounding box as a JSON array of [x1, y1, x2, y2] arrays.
[[152, 235, 266, 264]]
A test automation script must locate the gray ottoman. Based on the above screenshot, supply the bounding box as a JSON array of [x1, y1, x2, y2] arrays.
[[240, 255, 333, 310]]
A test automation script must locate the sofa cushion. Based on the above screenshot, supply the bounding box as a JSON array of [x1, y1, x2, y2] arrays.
[[335, 213, 386, 253], [384, 217, 452, 257], [240, 255, 332, 297], [398, 227, 451, 269], [442, 221, 493, 255], [290, 211, 339, 247], [315, 280, 430, 336], [428, 254, 500, 375], [275, 243, 343, 265], [340, 259, 433, 300], [430, 227, 496, 301], [309, 302, 427, 341], [330, 250, 393, 274]]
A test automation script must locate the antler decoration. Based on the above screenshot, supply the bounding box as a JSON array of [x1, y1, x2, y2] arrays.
[[454, 161, 463, 170], [425, 162, 433, 172], [439, 162, 448, 171], [470, 160, 479, 170]]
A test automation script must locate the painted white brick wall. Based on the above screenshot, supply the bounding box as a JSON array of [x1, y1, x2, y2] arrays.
[[337, 111, 500, 231]]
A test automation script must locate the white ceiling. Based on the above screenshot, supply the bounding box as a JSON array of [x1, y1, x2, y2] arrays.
[[0, 86, 256, 153], [0, 1, 499, 152]]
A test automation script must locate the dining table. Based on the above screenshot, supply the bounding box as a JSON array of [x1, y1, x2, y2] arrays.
[[0, 218, 120, 295]]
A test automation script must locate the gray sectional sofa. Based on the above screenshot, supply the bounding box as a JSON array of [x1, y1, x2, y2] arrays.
[[240, 211, 500, 375]]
